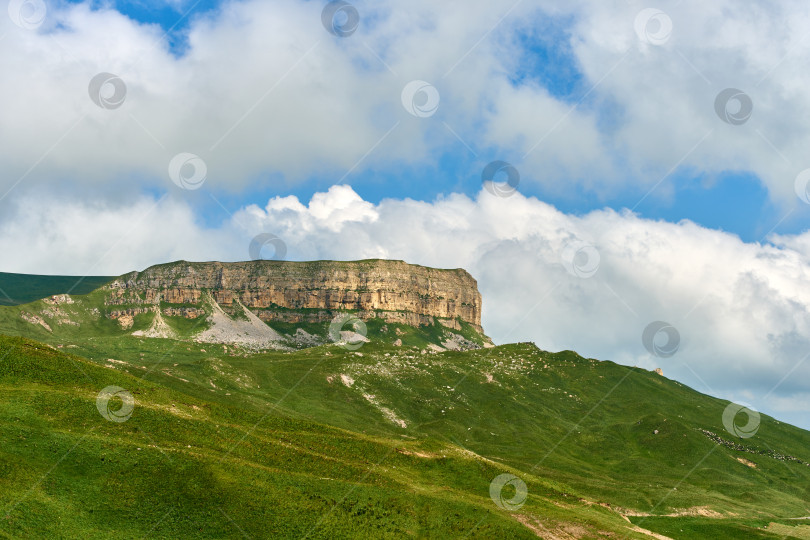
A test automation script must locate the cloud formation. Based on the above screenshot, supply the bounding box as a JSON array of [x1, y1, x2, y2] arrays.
[[2, 0, 810, 208], [2, 185, 808, 428]]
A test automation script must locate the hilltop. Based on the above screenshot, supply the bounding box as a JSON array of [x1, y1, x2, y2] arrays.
[[0, 260, 492, 352], [0, 261, 809, 538]]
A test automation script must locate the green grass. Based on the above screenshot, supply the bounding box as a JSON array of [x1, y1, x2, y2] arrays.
[[0, 336, 652, 539], [0, 333, 808, 538], [627, 517, 809, 539], [0, 269, 809, 537], [0, 273, 114, 306]]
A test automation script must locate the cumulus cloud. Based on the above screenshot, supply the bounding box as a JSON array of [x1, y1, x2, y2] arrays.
[[1, 0, 808, 429], [2, 185, 809, 428], [2, 0, 810, 208]]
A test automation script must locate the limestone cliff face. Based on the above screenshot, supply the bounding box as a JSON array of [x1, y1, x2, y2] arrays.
[[106, 260, 483, 331]]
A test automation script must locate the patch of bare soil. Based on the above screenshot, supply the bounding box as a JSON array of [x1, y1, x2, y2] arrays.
[[736, 457, 757, 468], [620, 506, 721, 518], [394, 448, 437, 458], [20, 312, 52, 332], [628, 525, 674, 540], [513, 515, 613, 539]]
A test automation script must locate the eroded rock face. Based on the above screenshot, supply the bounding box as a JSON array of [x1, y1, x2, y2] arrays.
[[21, 312, 52, 332], [108, 260, 483, 330], [43, 294, 74, 306], [163, 307, 205, 319]]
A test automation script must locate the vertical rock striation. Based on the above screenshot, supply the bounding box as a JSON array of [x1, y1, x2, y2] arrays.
[[106, 260, 484, 332]]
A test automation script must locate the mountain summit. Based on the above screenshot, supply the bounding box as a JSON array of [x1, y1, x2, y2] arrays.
[[1, 261, 809, 538], [3, 259, 492, 351]]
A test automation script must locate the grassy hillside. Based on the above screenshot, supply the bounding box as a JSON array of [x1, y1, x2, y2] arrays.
[[0, 273, 114, 306], [0, 333, 809, 538], [0, 335, 652, 539], [0, 272, 808, 538]]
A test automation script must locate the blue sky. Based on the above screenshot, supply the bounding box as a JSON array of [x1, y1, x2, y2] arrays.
[[197, 159, 788, 244], [61, 0, 808, 243], [64, 0, 223, 54]]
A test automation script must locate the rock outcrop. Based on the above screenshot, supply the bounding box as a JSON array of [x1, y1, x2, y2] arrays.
[[106, 260, 484, 332]]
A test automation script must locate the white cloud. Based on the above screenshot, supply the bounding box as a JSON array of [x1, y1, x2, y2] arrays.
[[0, 194, 228, 273], [2, 0, 810, 208], [2, 185, 809, 429]]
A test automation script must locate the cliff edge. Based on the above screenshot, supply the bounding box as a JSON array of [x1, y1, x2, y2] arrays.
[[106, 259, 484, 335]]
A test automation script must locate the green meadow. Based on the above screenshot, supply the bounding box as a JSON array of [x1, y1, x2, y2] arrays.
[[0, 279, 808, 538]]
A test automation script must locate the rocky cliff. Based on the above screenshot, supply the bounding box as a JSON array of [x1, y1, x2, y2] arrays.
[[105, 260, 483, 332]]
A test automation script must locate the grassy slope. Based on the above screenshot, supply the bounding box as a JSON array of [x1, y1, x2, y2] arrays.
[[0, 336, 656, 539], [0, 277, 809, 538], [0, 273, 114, 306], [0, 333, 809, 538]]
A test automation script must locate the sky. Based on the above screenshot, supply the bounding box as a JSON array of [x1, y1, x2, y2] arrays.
[[1, 0, 809, 430]]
